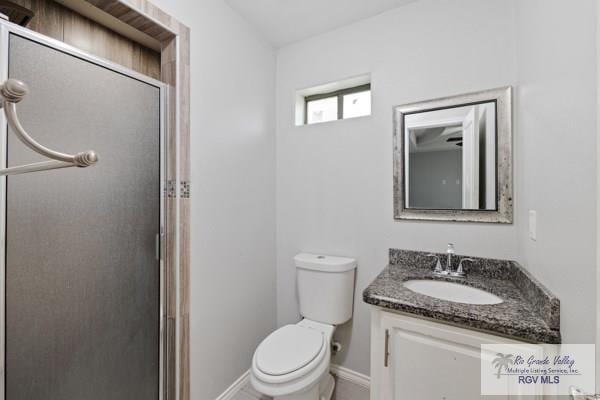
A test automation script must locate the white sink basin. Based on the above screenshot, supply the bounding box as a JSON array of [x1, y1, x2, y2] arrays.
[[403, 279, 503, 305]]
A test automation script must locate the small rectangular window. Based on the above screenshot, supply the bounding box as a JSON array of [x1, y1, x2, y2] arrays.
[[343, 90, 371, 119], [303, 83, 371, 125], [306, 96, 338, 124]]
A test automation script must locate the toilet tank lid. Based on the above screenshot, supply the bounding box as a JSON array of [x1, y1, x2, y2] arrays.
[[294, 253, 357, 272]]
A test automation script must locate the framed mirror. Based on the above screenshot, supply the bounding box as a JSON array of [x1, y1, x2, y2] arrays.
[[393, 87, 512, 223]]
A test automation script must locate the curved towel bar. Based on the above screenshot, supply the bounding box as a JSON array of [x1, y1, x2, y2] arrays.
[[0, 78, 98, 176]]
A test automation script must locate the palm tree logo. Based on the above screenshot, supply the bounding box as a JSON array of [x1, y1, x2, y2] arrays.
[[492, 353, 514, 378]]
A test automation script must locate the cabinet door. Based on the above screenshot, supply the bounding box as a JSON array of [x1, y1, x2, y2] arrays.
[[372, 310, 542, 400]]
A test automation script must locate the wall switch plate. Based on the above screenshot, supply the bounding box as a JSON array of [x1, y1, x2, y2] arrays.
[[528, 210, 537, 241]]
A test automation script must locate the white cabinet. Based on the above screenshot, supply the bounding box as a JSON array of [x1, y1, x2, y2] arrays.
[[369, 308, 543, 400]]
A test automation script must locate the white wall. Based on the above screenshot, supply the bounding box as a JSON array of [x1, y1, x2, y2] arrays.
[[514, 0, 597, 345], [597, 0, 600, 390], [275, 0, 519, 375], [147, 1, 277, 399]]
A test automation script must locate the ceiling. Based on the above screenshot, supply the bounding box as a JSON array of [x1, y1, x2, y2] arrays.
[[225, 0, 416, 47], [409, 126, 463, 153]]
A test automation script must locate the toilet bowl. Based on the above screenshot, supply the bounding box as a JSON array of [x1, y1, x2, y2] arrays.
[[250, 253, 357, 400], [250, 319, 335, 400]]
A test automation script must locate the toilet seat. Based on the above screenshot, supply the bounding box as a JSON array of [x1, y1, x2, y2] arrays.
[[256, 325, 324, 376], [250, 319, 335, 398], [252, 324, 330, 384]]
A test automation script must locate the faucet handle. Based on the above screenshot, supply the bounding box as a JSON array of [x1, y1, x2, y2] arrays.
[[426, 254, 443, 273], [456, 258, 475, 275]]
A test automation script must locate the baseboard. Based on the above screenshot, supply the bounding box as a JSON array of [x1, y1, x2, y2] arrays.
[[215, 370, 250, 400], [330, 364, 371, 389], [215, 365, 370, 400]]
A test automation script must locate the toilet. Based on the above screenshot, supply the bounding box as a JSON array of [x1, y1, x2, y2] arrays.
[[251, 253, 357, 400]]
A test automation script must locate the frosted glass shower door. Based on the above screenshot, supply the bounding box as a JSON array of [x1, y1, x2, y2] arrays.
[[2, 33, 163, 400]]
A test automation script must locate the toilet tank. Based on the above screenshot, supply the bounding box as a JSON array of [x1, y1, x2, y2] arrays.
[[294, 253, 357, 325]]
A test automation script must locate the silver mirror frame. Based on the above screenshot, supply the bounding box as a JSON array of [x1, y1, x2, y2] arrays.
[[393, 86, 513, 223]]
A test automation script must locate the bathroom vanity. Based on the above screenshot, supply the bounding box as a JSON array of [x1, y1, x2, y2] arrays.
[[364, 249, 560, 400]]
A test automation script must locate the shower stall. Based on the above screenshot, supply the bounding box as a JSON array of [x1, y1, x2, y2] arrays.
[[0, 20, 166, 400]]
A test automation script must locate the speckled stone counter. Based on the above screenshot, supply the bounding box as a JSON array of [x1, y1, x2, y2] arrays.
[[363, 249, 561, 344]]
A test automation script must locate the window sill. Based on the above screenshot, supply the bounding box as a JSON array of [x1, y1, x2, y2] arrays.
[[295, 114, 372, 129]]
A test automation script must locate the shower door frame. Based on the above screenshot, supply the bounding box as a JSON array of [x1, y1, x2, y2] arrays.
[[0, 19, 169, 400]]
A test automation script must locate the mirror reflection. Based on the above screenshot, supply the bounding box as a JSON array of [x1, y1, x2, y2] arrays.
[[404, 102, 497, 210]]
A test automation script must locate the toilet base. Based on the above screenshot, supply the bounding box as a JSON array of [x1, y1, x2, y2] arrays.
[[319, 373, 335, 400], [274, 373, 335, 400]]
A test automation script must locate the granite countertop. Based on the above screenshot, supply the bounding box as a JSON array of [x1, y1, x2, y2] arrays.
[[363, 249, 561, 344]]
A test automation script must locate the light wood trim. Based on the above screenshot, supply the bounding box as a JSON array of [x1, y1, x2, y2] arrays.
[[9, 0, 161, 79], [56, 0, 161, 50], [85, 0, 177, 41]]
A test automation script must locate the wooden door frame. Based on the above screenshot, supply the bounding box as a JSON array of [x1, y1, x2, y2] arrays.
[[76, 1, 190, 399]]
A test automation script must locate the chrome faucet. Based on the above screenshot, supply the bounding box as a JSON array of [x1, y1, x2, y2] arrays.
[[446, 243, 455, 272], [426, 244, 471, 278], [456, 258, 475, 277]]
